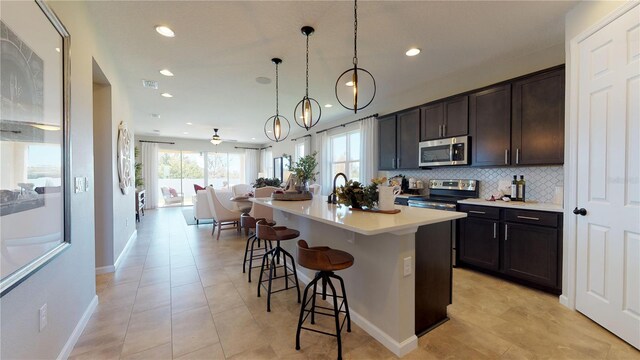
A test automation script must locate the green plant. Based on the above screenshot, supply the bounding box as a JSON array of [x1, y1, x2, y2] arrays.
[[134, 147, 144, 188], [253, 177, 281, 188], [336, 180, 379, 209], [288, 152, 319, 183]]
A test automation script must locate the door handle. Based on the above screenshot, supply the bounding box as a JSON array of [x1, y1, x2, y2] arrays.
[[573, 207, 587, 216], [504, 224, 508, 241], [469, 210, 486, 214], [504, 149, 509, 165], [493, 223, 497, 239]]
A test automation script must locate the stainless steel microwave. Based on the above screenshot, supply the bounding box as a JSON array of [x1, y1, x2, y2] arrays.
[[419, 136, 469, 167]]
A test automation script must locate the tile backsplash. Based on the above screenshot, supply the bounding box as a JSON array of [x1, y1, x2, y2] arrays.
[[381, 166, 564, 204]]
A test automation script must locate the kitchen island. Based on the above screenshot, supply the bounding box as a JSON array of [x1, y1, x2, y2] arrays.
[[251, 197, 466, 357]]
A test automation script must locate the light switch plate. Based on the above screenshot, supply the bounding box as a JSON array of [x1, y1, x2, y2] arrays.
[[403, 257, 412, 277]]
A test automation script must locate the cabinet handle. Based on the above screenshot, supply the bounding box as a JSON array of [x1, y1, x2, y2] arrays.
[[516, 148, 520, 164], [504, 149, 509, 165], [493, 223, 497, 239], [392, 158, 396, 168], [438, 124, 442, 137], [517, 215, 540, 221], [469, 210, 486, 214], [505, 224, 508, 241], [443, 124, 447, 137]]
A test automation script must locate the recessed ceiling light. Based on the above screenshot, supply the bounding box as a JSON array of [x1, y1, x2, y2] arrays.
[[159, 69, 174, 77], [155, 25, 175, 38], [324, 104, 333, 108], [186, 122, 192, 125], [345, 81, 354, 87], [255, 77, 271, 85], [251, 137, 256, 140], [183, 132, 188, 135], [161, 93, 173, 98], [405, 48, 421, 57], [55, 47, 60, 53]]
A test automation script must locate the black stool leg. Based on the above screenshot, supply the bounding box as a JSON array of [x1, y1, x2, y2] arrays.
[[322, 276, 327, 300], [242, 234, 255, 274], [257, 247, 274, 297], [248, 235, 261, 283], [296, 277, 316, 351], [326, 278, 343, 360], [266, 247, 279, 312], [333, 273, 352, 332], [283, 248, 289, 288], [311, 272, 320, 324]]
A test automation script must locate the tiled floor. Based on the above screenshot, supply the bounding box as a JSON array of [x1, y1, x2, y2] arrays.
[[70, 207, 638, 359]]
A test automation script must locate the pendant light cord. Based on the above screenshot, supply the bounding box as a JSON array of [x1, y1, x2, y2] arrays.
[[275, 62, 279, 115], [305, 34, 310, 97], [353, 0, 358, 66]]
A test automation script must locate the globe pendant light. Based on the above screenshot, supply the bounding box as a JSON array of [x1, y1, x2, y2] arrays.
[[294, 26, 321, 131], [210, 128, 222, 145], [264, 58, 290, 142], [335, 0, 376, 113]]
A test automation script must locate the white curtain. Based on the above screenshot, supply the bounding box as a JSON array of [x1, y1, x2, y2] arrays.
[[141, 142, 158, 209], [265, 148, 273, 178], [360, 117, 378, 184], [244, 149, 259, 184], [316, 131, 332, 195]]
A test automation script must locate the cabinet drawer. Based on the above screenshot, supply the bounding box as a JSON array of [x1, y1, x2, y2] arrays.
[[458, 205, 500, 220], [505, 209, 558, 227]]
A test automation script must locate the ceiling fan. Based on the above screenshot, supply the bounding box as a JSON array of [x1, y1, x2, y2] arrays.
[[210, 128, 237, 144]]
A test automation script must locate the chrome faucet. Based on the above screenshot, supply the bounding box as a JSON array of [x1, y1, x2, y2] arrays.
[[328, 172, 348, 204]]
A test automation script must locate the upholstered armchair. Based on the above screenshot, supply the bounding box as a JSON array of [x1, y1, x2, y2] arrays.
[[232, 184, 253, 197], [206, 187, 241, 240], [193, 189, 213, 224]]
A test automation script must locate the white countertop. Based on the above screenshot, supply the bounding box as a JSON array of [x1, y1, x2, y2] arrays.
[[252, 197, 466, 236], [457, 198, 564, 213]]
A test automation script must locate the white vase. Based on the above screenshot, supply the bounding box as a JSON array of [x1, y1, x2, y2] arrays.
[[378, 185, 401, 211]]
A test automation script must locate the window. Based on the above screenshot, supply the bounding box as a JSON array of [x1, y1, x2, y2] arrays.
[[330, 130, 361, 187], [295, 142, 305, 162]]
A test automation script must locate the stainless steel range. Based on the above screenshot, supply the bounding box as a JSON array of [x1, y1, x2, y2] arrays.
[[408, 179, 479, 266], [407, 179, 479, 211]]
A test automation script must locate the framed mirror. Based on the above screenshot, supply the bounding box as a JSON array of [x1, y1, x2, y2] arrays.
[[273, 156, 291, 184], [0, 0, 71, 296]]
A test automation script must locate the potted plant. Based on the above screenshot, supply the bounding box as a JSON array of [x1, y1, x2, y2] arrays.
[[253, 177, 281, 188], [336, 177, 387, 209], [288, 152, 319, 192], [134, 147, 144, 190]]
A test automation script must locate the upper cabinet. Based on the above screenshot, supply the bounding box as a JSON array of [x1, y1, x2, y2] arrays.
[[396, 108, 421, 169], [512, 68, 565, 165], [377, 65, 565, 171], [378, 115, 397, 170], [420, 96, 468, 141], [470, 84, 512, 167], [378, 109, 421, 171]]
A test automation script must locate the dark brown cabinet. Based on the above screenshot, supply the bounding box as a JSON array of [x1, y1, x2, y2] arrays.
[[457, 204, 563, 294], [458, 205, 500, 271], [378, 109, 420, 171], [504, 222, 558, 288], [512, 68, 565, 165], [378, 115, 397, 170], [420, 96, 468, 141], [469, 84, 512, 167], [396, 108, 420, 169]]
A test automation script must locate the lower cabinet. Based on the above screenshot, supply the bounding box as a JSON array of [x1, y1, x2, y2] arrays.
[[457, 204, 562, 294]]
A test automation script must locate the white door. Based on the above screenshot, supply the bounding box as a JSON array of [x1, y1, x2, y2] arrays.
[[575, 3, 640, 349]]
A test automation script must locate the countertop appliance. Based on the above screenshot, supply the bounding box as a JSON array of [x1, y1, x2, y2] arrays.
[[419, 135, 469, 167], [408, 179, 479, 266]]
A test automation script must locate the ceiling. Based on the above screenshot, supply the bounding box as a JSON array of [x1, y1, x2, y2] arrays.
[[83, 1, 577, 144]]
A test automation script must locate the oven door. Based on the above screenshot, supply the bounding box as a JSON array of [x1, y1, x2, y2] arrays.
[[419, 136, 468, 167]]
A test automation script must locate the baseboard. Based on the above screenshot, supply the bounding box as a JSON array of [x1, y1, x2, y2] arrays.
[[559, 294, 571, 309], [57, 295, 98, 360], [295, 269, 418, 357], [113, 230, 137, 270], [95, 265, 115, 275]]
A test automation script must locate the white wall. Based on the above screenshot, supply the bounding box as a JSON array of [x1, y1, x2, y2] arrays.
[[0, 1, 136, 358]]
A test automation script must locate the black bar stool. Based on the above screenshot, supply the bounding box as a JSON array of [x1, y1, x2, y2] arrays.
[[256, 220, 301, 312], [240, 214, 274, 282], [295, 240, 353, 360]]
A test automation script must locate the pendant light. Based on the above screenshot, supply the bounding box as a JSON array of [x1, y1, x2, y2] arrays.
[[335, 0, 376, 113], [264, 58, 290, 142], [210, 128, 222, 145], [294, 26, 321, 131]]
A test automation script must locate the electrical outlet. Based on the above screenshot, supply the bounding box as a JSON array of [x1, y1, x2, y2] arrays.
[[39, 303, 47, 332], [403, 257, 412, 277]]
